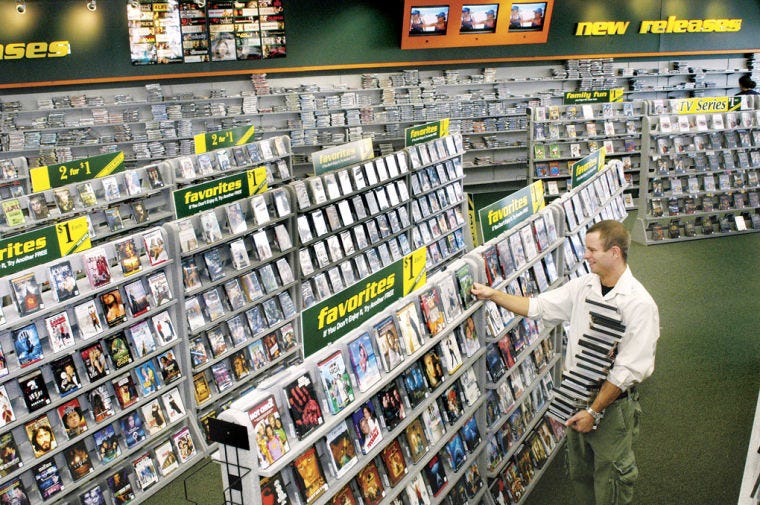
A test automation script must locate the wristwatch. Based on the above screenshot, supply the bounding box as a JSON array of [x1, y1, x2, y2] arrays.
[[586, 407, 603, 424]]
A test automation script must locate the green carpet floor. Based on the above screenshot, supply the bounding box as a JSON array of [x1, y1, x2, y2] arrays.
[[145, 221, 760, 505]]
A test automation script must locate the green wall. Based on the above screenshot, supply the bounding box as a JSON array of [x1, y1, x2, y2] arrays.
[[0, 0, 758, 88]]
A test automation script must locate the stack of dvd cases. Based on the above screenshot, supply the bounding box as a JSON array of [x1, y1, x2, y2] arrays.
[[547, 298, 624, 423]]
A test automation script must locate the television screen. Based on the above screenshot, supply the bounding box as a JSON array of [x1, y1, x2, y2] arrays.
[[409, 6, 450, 36], [508, 2, 547, 31], [460, 4, 499, 34]]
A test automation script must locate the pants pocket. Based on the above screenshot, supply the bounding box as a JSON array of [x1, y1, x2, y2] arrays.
[[610, 459, 638, 505], [632, 401, 642, 441]]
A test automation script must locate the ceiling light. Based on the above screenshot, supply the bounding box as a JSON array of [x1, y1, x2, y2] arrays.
[[87, 0, 96, 11], [16, 0, 26, 14]]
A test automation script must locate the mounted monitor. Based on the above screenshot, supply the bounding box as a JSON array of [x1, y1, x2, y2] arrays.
[[401, 0, 554, 49], [409, 5, 451, 36], [460, 4, 499, 34], [507, 2, 547, 32]]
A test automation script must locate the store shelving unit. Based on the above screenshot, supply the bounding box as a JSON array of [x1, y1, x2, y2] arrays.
[[632, 101, 760, 244]]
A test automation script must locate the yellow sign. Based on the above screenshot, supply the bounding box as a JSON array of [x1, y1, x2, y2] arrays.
[[576, 16, 742, 36], [402, 246, 427, 296], [671, 96, 743, 114], [246, 166, 269, 195], [0, 41, 70, 59], [56, 216, 92, 256]]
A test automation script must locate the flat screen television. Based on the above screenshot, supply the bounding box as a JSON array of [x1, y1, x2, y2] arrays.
[[507, 2, 547, 32], [460, 4, 499, 34], [409, 5, 450, 36]]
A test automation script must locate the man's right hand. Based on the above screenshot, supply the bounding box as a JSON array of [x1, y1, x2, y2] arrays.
[[471, 282, 496, 300]]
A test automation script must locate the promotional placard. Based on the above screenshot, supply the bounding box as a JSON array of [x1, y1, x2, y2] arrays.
[[172, 167, 267, 218], [571, 147, 606, 187], [478, 181, 545, 243], [563, 88, 625, 104], [194, 125, 257, 154], [29, 152, 125, 193], [0, 216, 91, 276], [312, 138, 374, 175], [405, 119, 450, 146], [301, 248, 426, 358], [670, 96, 743, 114]]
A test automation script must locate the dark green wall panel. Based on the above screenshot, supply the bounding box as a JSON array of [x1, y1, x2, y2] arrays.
[[0, 0, 757, 87]]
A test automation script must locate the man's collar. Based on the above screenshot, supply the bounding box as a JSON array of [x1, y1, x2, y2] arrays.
[[584, 265, 634, 296]]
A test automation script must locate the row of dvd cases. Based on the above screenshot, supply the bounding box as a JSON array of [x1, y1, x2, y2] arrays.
[[212, 164, 628, 505]]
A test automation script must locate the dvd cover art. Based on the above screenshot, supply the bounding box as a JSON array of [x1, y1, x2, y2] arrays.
[[249, 395, 290, 469], [325, 422, 357, 478], [0, 432, 22, 476], [79, 484, 107, 505], [373, 316, 405, 372], [93, 424, 121, 463], [380, 438, 407, 487], [356, 461, 385, 505], [106, 333, 133, 370], [133, 452, 159, 490], [154, 440, 179, 477], [376, 381, 406, 431], [317, 350, 355, 415], [285, 373, 324, 440], [57, 398, 88, 439], [34, 459, 64, 500], [89, 385, 114, 423], [402, 361, 429, 408], [291, 446, 328, 504], [422, 349, 444, 389], [12, 322, 43, 367], [66, 440, 94, 481], [10, 272, 44, 316], [347, 333, 382, 392], [100, 289, 127, 327], [25, 414, 57, 458], [351, 401, 383, 454], [404, 417, 428, 464], [421, 401, 447, 445], [445, 432, 467, 472], [45, 311, 75, 353], [51, 354, 83, 397], [107, 468, 134, 504], [75, 300, 104, 340], [121, 411, 146, 448], [48, 260, 79, 302], [419, 287, 446, 336], [19, 370, 50, 413], [424, 454, 448, 496], [396, 302, 426, 354]]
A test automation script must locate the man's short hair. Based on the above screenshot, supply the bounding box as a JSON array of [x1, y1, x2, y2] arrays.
[[587, 220, 630, 261]]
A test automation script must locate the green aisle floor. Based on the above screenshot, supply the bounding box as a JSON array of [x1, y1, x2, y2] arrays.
[[145, 222, 760, 505]]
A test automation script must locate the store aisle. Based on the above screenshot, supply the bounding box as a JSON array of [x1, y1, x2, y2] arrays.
[[527, 226, 760, 505], [144, 224, 760, 505]]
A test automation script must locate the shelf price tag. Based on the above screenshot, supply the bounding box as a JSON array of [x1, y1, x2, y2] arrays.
[[571, 147, 607, 187], [29, 152, 125, 193], [0, 216, 91, 277], [478, 181, 545, 243], [172, 167, 267, 219], [402, 246, 427, 296], [194, 125, 256, 154], [405, 119, 450, 147]]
